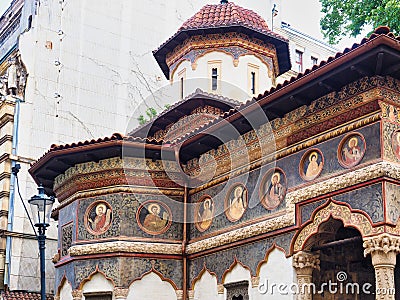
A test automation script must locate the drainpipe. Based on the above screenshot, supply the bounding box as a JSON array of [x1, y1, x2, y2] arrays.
[[5, 96, 22, 287]]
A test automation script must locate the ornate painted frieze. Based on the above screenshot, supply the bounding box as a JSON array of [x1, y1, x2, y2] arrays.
[[299, 149, 324, 181], [61, 223, 73, 257], [167, 33, 278, 78], [385, 182, 400, 224]]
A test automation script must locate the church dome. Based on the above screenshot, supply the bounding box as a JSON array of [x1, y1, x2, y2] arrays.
[[179, 2, 271, 34]]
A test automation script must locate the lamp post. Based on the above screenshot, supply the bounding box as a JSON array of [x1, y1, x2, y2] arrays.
[[28, 184, 55, 300]]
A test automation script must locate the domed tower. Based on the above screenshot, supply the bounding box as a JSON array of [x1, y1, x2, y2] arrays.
[[153, 0, 290, 101]]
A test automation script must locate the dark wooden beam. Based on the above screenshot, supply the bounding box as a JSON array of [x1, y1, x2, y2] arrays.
[[350, 65, 370, 77], [375, 52, 384, 75], [384, 62, 400, 75], [289, 95, 307, 105], [318, 81, 336, 92]]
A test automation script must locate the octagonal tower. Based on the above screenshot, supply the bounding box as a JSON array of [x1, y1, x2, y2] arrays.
[[153, 1, 290, 100]]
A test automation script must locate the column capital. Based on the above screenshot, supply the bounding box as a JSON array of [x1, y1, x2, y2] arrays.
[[292, 251, 320, 272], [363, 233, 400, 255], [188, 289, 195, 299], [251, 276, 260, 287], [114, 287, 129, 299], [71, 290, 83, 300], [175, 289, 183, 300], [217, 284, 225, 294]]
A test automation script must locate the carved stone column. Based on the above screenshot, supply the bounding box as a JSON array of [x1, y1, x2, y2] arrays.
[[114, 287, 129, 299], [364, 234, 400, 300], [71, 290, 83, 300], [292, 251, 320, 300]]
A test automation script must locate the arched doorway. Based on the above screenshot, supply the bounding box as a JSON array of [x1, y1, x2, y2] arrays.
[[301, 218, 375, 299]]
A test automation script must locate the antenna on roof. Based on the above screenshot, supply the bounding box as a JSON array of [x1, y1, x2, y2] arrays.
[[220, 0, 228, 4]]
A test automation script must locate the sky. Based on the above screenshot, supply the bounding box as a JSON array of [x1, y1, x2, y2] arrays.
[[0, 0, 363, 49]]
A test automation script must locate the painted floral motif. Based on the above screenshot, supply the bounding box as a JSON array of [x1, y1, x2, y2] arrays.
[[300, 149, 324, 181], [225, 184, 247, 222], [260, 168, 287, 210], [84, 201, 112, 235], [391, 130, 400, 160], [137, 201, 172, 235], [338, 133, 366, 168], [195, 196, 214, 232]]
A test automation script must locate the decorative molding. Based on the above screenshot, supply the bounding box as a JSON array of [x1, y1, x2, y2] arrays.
[[71, 290, 82, 300], [293, 201, 382, 253], [363, 233, 400, 257], [292, 251, 320, 270], [289, 162, 400, 205], [69, 241, 182, 256]]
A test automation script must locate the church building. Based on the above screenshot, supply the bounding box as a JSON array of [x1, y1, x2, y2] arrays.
[[29, 1, 400, 299]]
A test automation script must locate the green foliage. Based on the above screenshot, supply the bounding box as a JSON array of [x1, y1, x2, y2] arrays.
[[319, 0, 400, 44], [137, 104, 172, 125]]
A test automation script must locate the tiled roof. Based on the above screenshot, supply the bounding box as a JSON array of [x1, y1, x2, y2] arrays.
[[128, 88, 241, 139], [1, 291, 54, 300], [180, 2, 271, 34]]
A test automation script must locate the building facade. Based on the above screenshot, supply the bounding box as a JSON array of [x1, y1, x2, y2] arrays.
[[29, 1, 400, 299], [0, 0, 349, 296]]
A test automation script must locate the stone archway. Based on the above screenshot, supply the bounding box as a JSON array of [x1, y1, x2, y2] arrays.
[[291, 201, 381, 300]]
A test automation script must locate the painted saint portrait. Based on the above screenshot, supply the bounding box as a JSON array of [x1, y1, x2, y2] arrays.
[[300, 149, 324, 181], [195, 196, 214, 232], [338, 133, 366, 168], [137, 201, 172, 235], [261, 169, 287, 210], [391, 131, 400, 160], [225, 184, 247, 222], [85, 201, 112, 235]]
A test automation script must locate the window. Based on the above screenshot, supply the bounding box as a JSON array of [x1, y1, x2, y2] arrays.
[[84, 293, 112, 300], [311, 56, 318, 65], [295, 50, 303, 73], [178, 68, 186, 99], [247, 64, 259, 96], [224, 280, 249, 300], [212, 68, 218, 90], [208, 61, 221, 92]]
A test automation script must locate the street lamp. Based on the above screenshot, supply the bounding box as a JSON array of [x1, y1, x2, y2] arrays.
[[12, 164, 55, 300], [29, 185, 55, 300]]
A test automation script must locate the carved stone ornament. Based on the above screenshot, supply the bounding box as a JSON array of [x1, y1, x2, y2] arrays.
[[363, 233, 400, 257], [251, 276, 260, 287], [71, 290, 83, 300], [217, 284, 225, 294], [69, 241, 182, 256], [114, 287, 129, 299], [175, 289, 184, 300], [292, 251, 320, 271], [188, 290, 195, 299]]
